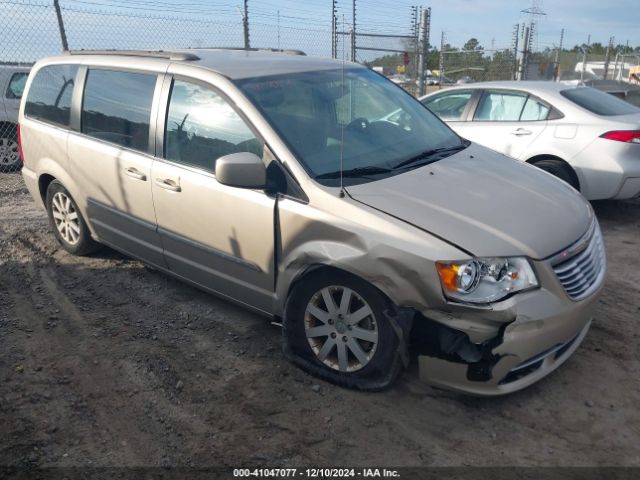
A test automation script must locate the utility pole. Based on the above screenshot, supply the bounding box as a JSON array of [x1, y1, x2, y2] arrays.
[[417, 7, 430, 96], [554, 28, 564, 81], [53, 0, 69, 51], [243, 0, 250, 49], [351, 0, 356, 62], [331, 0, 337, 59]]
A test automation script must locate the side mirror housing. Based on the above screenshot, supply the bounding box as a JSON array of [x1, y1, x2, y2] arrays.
[[215, 152, 267, 189]]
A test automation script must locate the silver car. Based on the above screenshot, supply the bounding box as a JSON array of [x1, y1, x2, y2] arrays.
[[1, 65, 30, 170], [20, 50, 605, 395], [421, 81, 640, 200]]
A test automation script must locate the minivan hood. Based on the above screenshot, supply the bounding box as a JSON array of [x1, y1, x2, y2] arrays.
[[347, 144, 593, 259]]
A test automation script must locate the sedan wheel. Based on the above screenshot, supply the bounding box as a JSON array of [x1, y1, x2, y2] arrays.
[[0, 136, 20, 170]]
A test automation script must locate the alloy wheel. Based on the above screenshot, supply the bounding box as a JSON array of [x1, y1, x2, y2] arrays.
[[304, 286, 378, 373], [51, 192, 81, 245], [0, 137, 19, 167]]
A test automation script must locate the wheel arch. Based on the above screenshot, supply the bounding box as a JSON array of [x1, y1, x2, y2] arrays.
[[277, 263, 398, 321], [526, 154, 581, 191], [38, 173, 56, 204]]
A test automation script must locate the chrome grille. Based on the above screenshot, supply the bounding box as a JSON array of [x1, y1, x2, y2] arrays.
[[552, 222, 606, 300]]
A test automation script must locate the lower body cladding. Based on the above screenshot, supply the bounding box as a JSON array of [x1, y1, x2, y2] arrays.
[[412, 286, 601, 396]]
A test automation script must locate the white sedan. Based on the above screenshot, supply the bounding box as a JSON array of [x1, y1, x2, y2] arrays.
[[420, 81, 640, 200]]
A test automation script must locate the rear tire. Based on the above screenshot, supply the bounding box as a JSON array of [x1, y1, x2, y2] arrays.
[[282, 269, 403, 391], [45, 180, 100, 256], [533, 159, 579, 190]]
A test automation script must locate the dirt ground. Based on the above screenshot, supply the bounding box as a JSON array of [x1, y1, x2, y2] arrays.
[[1, 171, 639, 469]]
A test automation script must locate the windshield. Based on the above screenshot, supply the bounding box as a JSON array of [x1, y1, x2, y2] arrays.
[[235, 68, 465, 185], [560, 87, 640, 116]]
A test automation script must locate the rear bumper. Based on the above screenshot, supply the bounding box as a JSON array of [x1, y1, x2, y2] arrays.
[[572, 139, 640, 199], [614, 177, 640, 200]]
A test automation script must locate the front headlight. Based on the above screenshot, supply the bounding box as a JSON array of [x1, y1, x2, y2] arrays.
[[436, 257, 538, 304]]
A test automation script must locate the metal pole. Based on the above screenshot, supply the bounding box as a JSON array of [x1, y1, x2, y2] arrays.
[[243, 0, 250, 49], [412, 6, 419, 81], [417, 7, 430, 96], [351, 0, 356, 61], [53, 0, 69, 51], [439, 31, 445, 87], [331, 0, 337, 59], [554, 28, 564, 81], [604, 36, 614, 80], [581, 34, 590, 83], [512, 23, 519, 80], [518, 26, 530, 80]]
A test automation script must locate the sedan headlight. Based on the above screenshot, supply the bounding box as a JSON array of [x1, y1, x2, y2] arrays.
[[436, 257, 538, 304]]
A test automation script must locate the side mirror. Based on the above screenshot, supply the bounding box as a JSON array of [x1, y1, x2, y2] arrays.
[[215, 152, 267, 189]]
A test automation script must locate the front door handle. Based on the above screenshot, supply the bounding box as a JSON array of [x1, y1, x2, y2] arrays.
[[124, 167, 147, 181], [155, 178, 181, 192], [511, 128, 532, 136]]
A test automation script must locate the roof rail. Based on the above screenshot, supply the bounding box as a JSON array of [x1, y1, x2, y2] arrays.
[[254, 48, 306, 56], [198, 47, 306, 56], [65, 50, 200, 61]]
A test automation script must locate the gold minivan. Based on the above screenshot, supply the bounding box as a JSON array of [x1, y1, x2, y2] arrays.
[[19, 49, 606, 395]]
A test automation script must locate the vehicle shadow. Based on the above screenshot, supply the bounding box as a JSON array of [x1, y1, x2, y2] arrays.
[[591, 198, 640, 226]]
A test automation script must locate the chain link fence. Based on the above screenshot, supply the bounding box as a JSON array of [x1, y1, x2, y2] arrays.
[[439, 48, 517, 85], [0, 1, 422, 189], [4, 1, 634, 191], [0, 0, 339, 188]]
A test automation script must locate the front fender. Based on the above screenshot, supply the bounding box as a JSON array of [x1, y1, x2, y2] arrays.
[[272, 196, 460, 317]]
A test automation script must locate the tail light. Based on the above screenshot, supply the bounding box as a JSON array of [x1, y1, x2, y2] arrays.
[[17, 123, 25, 163], [600, 130, 640, 144]]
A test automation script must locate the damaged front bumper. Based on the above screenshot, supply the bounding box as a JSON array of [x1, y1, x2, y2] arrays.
[[414, 282, 600, 396]]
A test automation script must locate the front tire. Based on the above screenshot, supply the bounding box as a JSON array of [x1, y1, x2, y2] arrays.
[[46, 181, 99, 256], [283, 269, 403, 391]]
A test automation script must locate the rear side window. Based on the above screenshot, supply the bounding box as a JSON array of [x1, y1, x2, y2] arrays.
[[560, 87, 640, 116], [25, 64, 78, 126], [6, 72, 28, 99], [474, 91, 528, 121], [422, 91, 473, 121], [82, 69, 156, 152], [164, 79, 262, 172], [520, 96, 551, 121]]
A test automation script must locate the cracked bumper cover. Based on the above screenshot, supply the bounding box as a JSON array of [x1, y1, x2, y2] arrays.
[[416, 281, 600, 396]]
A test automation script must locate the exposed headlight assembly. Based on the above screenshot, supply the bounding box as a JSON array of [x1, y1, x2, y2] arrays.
[[436, 257, 538, 304]]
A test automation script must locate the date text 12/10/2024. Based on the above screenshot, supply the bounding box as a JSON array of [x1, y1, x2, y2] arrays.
[[233, 468, 401, 478]]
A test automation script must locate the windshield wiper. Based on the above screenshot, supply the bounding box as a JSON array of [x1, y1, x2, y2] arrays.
[[315, 166, 393, 179], [393, 142, 469, 170]]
